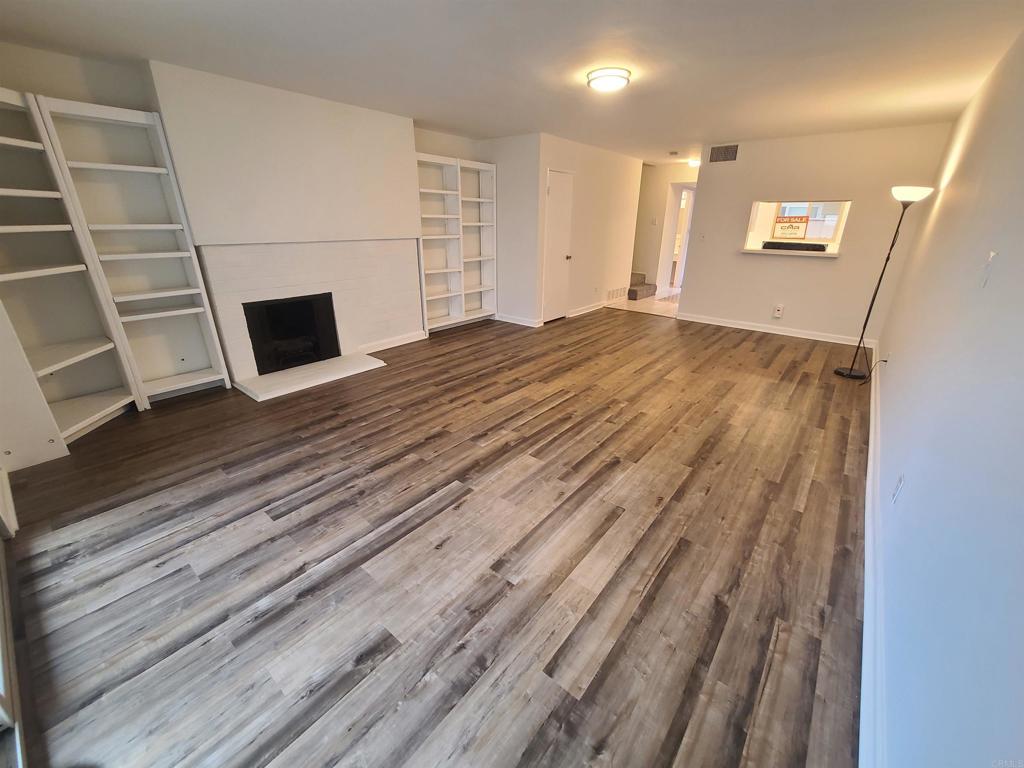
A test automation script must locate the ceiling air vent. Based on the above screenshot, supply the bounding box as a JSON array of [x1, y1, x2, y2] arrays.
[[709, 144, 739, 163]]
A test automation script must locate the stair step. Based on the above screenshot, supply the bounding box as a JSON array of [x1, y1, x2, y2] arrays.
[[627, 283, 658, 301]]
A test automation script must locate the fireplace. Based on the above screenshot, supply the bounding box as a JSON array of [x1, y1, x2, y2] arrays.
[[242, 293, 341, 376]]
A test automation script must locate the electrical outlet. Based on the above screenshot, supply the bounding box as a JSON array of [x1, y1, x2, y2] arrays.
[[773, 304, 784, 319], [891, 474, 905, 504]]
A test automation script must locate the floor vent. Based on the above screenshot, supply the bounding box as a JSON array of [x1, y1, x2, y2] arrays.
[[709, 144, 739, 162]]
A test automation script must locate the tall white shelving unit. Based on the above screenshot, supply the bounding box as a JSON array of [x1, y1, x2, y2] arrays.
[[36, 96, 229, 403], [416, 153, 496, 333], [0, 90, 230, 472], [0, 87, 142, 468]]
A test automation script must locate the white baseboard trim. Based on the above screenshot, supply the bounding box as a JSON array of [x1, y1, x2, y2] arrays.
[[674, 312, 877, 349], [357, 330, 427, 355], [495, 314, 543, 328], [859, 359, 886, 768], [566, 301, 606, 318]]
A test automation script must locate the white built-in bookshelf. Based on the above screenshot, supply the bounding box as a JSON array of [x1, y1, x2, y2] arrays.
[[0, 89, 228, 471], [36, 95, 229, 408], [416, 153, 496, 332]]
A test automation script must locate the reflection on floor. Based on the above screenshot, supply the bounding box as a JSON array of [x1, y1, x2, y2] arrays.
[[607, 292, 680, 318]]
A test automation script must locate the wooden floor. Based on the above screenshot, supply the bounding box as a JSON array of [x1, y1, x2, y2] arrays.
[[9, 309, 867, 767]]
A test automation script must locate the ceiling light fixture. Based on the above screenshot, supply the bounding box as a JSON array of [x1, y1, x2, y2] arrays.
[[587, 68, 630, 92], [688, 158, 701, 168]]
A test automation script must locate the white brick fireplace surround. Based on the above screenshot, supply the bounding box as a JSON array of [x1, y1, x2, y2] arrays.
[[199, 239, 425, 393]]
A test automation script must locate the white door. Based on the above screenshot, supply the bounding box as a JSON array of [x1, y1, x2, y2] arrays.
[[542, 170, 574, 322]]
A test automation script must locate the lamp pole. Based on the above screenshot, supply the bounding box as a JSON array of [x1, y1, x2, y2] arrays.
[[834, 200, 912, 380]]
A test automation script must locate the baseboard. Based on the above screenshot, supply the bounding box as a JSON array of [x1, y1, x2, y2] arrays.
[[357, 330, 428, 355], [674, 312, 878, 349], [860, 359, 887, 768], [566, 301, 607, 318], [495, 314, 543, 328]]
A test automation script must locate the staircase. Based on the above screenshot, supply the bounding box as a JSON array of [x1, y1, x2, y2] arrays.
[[628, 271, 657, 300]]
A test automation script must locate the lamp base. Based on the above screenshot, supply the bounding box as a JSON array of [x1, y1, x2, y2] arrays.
[[834, 366, 868, 380]]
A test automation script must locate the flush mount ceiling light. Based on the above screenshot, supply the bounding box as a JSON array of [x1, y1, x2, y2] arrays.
[[587, 67, 631, 92], [688, 158, 701, 168]]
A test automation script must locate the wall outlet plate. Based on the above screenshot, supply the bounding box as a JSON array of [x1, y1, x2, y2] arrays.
[[773, 304, 784, 319]]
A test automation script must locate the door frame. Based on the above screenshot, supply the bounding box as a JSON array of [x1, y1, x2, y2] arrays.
[[540, 167, 575, 323], [656, 182, 697, 297]]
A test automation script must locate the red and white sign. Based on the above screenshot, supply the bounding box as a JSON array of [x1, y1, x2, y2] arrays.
[[773, 215, 808, 239]]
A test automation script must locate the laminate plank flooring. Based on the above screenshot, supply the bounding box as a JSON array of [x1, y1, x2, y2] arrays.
[[8, 309, 867, 767]]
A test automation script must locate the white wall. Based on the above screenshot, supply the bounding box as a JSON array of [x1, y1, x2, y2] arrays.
[[478, 134, 542, 324], [0, 41, 153, 110], [678, 123, 951, 343], [149, 61, 421, 246], [538, 134, 643, 315], [478, 133, 641, 324], [868, 32, 1024, 768], [632, 162, 700, 282], [414, 127, 491, 163]]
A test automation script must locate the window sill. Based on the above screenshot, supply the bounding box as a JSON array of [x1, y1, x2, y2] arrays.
[[741, 247, 839, 259]]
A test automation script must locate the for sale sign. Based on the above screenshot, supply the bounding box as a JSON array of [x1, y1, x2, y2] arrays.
[[773, 215, 808, 239]]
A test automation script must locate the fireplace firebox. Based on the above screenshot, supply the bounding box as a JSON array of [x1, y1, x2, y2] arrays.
[[242, 293, 341, 376]]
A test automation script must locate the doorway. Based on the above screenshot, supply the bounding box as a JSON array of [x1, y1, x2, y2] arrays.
[[542, 170, 574, 322], [611, 183, 696, 319]]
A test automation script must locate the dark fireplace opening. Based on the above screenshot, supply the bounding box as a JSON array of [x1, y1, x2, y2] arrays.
[[243, 293, 341, 376]]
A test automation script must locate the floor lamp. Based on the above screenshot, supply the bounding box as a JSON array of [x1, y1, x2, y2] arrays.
[[834, 185, 934, 380]]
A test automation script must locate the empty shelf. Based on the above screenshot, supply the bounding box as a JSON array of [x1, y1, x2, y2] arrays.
[[112, 287, 201, 303], [0, 224, 73, 234], [427, 309, 494, 330], [463, 285, 495, 293], [425, 290, 461, 301], [0, 188, 62, 198], [99, 251, 190, 262], [25, 337, 114, 377], [119, 304, 205, 323], [421, 234, 460, 240], [463, 256, 496, 262], [89, 223, 184, 232], [49, 388, 134, 439], [427, 314, 461, 330], [462, 222, 495, 227], [420, 188, 459, 195], [424, 268, 460, 274], [0, 263, 86, 282], [67, 161, 168, 174], [144, 368, 223, 396], [0, 135, 44, 151], [461, 197, 494, 203]]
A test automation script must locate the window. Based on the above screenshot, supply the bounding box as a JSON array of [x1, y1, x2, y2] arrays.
[[744, 199, 852, 256]]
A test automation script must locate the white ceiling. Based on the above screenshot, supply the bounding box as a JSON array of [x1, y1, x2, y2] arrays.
[[1, 0, 1021, 162]]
